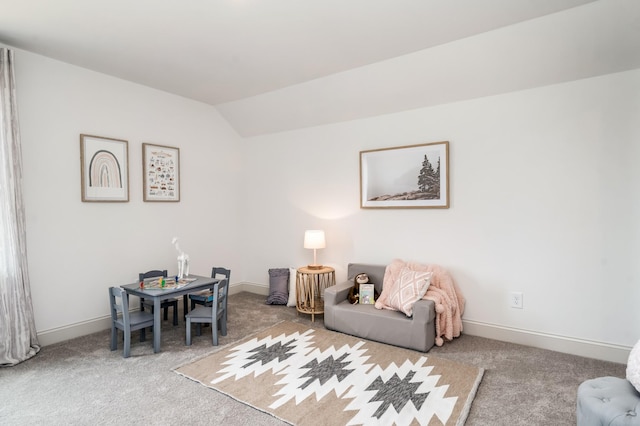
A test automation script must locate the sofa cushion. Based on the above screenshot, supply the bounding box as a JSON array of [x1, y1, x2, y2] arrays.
[[347, 263, 386, 294], [387, 268, 432, 316], [326, 298, 436, 352]]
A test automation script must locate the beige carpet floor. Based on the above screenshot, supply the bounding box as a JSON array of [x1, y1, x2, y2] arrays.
[[0, 291, 626, 425]]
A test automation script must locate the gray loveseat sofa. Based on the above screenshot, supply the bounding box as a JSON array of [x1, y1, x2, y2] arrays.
[[324, 263, 436, 352]]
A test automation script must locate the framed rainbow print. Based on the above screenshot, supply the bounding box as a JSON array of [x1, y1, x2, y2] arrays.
[[80, 134, 129, 202]]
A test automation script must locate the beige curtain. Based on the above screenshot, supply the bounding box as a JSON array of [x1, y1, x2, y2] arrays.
[[0, 48, 40, 366]]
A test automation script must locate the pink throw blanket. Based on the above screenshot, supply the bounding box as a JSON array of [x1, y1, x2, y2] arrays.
[[375, 259, 465, 346]]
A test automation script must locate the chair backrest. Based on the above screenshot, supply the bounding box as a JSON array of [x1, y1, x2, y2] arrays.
[[139, 269, 168, 282], [109, 286, 130, 326], [211, 267, 230, 283], [213, 278, 229, 319], [212, 267, 231, 314]]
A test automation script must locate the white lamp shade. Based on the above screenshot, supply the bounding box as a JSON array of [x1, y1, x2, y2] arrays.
[[304, 230, 326, 249]]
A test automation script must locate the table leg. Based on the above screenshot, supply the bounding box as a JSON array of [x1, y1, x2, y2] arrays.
[[310, 278, 315, 322], [153, 298, 161, 353], [183, 295, 188, 319]]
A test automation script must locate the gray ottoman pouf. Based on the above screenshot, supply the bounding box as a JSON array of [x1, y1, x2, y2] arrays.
[[577, 377, 640, 425]]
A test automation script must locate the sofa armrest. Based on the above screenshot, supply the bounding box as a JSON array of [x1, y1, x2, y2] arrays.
[[412, 298, 436, 323], [324, 281, 352, 307]]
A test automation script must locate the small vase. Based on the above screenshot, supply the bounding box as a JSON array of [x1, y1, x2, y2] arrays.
[[177, 255, 190, 279]]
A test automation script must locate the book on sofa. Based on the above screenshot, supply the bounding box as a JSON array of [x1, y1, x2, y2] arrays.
[[359, 284, 375, 304]]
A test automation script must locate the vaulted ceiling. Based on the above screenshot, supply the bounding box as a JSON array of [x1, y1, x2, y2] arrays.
[[1, 0, 638, 136]]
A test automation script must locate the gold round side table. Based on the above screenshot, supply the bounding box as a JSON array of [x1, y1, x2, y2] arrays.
[[296, 266, 335, 322]]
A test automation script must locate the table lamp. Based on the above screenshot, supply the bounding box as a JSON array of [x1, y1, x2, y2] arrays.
[[304, 230, 326, 270]]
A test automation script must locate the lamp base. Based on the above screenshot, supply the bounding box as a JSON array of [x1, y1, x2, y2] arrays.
[[306, 264, 324, 270]]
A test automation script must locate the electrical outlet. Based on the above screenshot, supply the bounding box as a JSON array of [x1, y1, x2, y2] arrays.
[[510, 291, 523, 309]]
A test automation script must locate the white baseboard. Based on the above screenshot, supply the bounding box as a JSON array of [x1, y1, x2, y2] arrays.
[[38, 316, 112, 347], [229, 281, 269, 296], [37, 282, 269, 346], [39, 283, 628, 364], [462, 319, 631, 364]]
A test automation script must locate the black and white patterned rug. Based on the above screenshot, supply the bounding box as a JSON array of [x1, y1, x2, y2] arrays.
[[175, 321, 483, 426]]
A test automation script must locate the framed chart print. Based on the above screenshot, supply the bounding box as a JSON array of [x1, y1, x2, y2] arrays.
[[142, 143, 180, 202], [80, 134, 129, 202], [360, 141, 449, 209]]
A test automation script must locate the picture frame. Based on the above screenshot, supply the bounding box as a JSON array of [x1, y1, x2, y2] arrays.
[[80, 134, 129, 202], [360, 141, 449, 209], [142, 143, 180, 202]]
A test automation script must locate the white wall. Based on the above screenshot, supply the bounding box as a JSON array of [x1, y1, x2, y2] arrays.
[[12, 48, 244, 339], [6, 45, 638, 363], [241, 69, 640, 360]]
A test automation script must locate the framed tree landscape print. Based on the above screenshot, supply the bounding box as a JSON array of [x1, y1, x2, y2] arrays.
[[80, 134, 129, 202], [360, 141, 449, 209], [142, 143, 180, 202]]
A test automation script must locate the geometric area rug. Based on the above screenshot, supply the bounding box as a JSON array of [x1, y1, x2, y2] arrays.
[[175, 321, 484, 426]]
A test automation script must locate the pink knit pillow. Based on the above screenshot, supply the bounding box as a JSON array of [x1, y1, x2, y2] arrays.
[[387, 268, 432, 317]]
